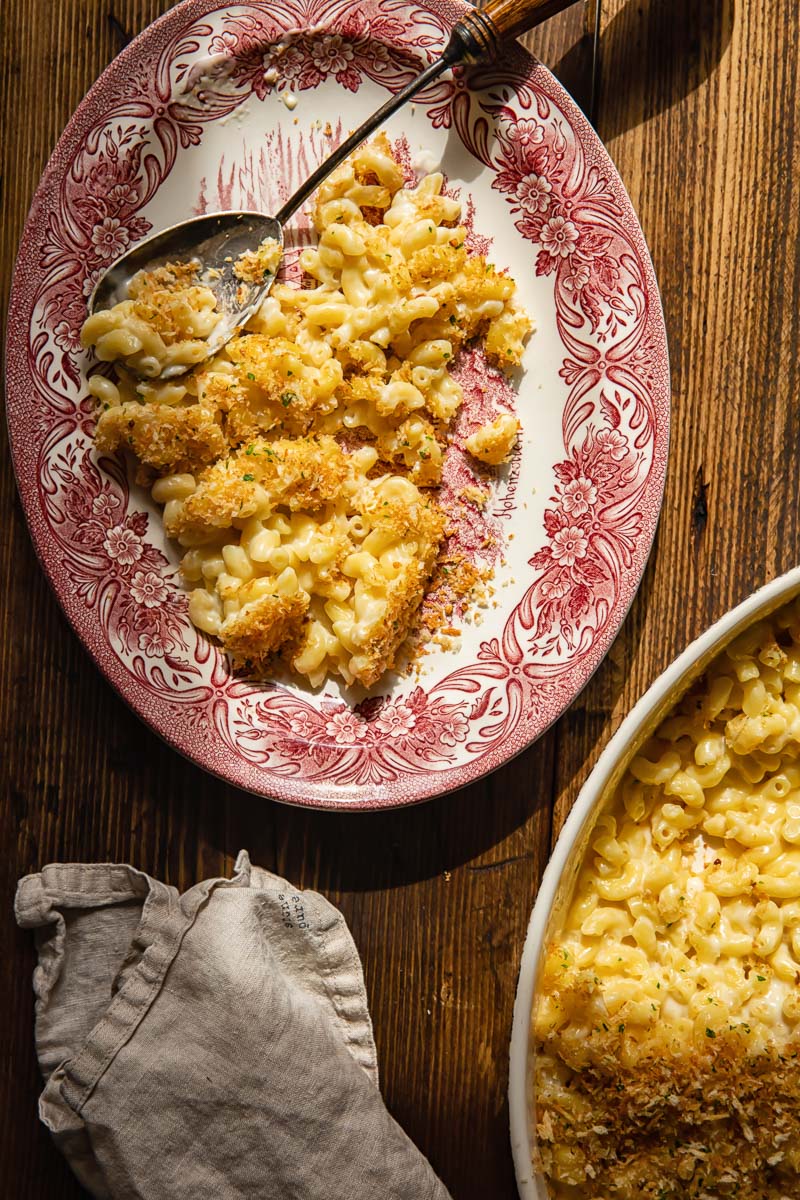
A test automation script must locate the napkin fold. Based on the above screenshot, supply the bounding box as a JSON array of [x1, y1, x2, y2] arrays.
[[15, 851, 451, 1200]]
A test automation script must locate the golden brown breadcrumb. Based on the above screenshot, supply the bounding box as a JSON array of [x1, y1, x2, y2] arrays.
[[535, 1027, 800, 1199], [164, 436, 351, 542], [126, 265, 215, 344], [346, 560, 433, 688], [95, 402, 226, 473], [339, 498, 445, 687], [233, 237, 282, 284], [222, 590, 309, 669]]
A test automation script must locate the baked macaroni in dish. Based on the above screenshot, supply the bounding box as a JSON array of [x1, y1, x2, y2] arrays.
[[534, 599, 800, 1199], [82, 136, 531, 687]]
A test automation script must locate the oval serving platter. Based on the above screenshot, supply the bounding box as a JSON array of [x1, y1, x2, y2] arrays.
[[6, 0, 670, 808], [509, 565, 800, 1199]]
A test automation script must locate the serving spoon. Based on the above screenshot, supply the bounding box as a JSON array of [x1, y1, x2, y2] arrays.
[[90, 0, 576, 379]]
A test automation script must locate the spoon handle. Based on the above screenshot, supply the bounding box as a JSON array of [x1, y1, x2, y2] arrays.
[[275, 0, 578, 225], [274, 56, 449, 224], [470, 0, 579, 48]]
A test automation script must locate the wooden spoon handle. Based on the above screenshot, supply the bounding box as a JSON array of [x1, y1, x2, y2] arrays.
[[448, 0, 580, 61], [482, 0, 579, 43]]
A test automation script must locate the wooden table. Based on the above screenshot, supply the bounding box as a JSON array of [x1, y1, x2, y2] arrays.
[[1, 0, 798, 1194]]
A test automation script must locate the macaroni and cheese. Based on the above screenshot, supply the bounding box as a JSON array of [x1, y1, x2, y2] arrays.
[[82, 261, 224, 379], [533, 599, 800, 1199], [83, 135, 531, 686]]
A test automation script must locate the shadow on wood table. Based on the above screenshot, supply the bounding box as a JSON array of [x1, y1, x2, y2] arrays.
[[597, 0, 735, 141]]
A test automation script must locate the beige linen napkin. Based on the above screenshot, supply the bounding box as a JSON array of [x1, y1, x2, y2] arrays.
[[15, 851, 451, 1200]]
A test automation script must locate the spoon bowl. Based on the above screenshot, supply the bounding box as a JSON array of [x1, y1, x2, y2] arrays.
[[89, 211, 282, 380]]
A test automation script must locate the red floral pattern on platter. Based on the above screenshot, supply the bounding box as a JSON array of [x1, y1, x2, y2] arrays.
[[232, 690, 472, 786], [52, 447, 204, 686], [5, 0, 670, 808], [201, 9, 428, 97]]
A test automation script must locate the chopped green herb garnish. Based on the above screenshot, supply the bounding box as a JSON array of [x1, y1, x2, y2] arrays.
[[242, 473, 255, 482]]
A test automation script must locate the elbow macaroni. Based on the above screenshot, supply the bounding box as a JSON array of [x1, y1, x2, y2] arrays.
[[162, 437, 445, 687], [82, 262, 223, 378], [464, 413, 520, 465], [534, 599, 800, 1199], [82, 135, 532, 686]]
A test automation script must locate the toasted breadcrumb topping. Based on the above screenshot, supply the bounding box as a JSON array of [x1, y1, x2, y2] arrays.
[[96, 402, 227, 473], [83, 134, 532, 687], [233, 237, 282, 284], [535, 1030, 800, 1199], [126, 264, 219, 346]]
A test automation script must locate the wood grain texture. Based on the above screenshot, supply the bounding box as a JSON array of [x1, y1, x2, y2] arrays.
[[1, 0, 798, 1195], [484, 0, 585, 45]]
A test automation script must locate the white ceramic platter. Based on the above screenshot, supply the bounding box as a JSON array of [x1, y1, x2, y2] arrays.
[[6, 0, 670, 807]]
